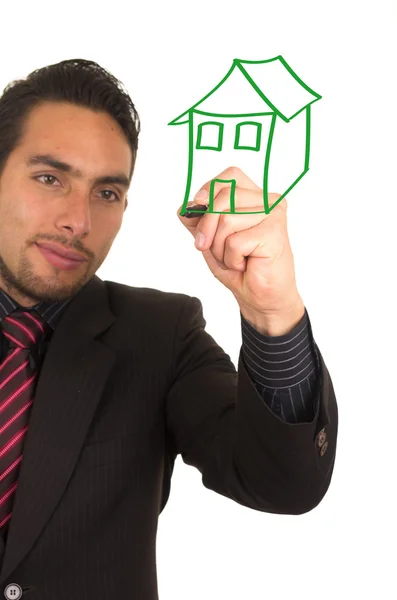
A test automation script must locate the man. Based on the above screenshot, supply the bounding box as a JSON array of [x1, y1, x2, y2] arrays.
[[0, 58, 338, 599]]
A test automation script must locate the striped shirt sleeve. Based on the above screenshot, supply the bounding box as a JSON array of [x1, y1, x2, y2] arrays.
[[240, 307, 320, 423]]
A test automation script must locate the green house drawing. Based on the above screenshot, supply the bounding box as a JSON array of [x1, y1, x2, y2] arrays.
[[168, 56, 322, 216]]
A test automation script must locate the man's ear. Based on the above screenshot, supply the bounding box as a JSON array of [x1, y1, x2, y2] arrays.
[[124, 196, 128, 211]]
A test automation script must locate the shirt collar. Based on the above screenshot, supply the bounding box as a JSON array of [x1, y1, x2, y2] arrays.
[[0, 288, 71, 330]]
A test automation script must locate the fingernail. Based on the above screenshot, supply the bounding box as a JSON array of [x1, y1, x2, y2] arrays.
[[195, 232, 205, 249]]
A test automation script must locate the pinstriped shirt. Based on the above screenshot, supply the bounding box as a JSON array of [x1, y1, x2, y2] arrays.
[[240, 307, 321, 422], [0, 285, 320, 425]]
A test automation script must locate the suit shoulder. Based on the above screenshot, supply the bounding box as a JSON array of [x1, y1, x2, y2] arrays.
[[102, 279, 194, 314]]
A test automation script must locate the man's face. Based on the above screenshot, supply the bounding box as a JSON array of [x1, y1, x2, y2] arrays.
[[0, 101, 132, 307]]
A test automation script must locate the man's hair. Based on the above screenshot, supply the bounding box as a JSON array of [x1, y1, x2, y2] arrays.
[[0, 58, 141, 188]]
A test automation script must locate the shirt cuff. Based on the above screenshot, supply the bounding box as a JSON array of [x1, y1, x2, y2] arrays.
[[240, 307, 321, 422]]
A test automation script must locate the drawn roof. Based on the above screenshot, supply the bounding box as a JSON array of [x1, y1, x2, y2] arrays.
[[168, 56, 321, 125]]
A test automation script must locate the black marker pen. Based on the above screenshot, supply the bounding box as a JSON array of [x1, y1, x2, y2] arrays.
[[179, 204, 208, 218]]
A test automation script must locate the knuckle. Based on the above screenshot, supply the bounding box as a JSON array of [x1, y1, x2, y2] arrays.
[[225, 235, 238, 250], [227, 166, 241, 179], [219, 215, 232, 229], [218, 188, 231, 203]]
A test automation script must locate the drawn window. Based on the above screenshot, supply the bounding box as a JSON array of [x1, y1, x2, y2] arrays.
[[196, 121, 224, 151], [234, 121, 262, 151]]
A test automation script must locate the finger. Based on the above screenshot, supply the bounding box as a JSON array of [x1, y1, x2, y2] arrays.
[[176, 201, 206, 235], [195, 187, 267, 250], [208, 204, 271, 266], [199, 195, 287, 257], [223, 223, 284, 272], [179, 191, 281, 225], [200, 247, 244, 286]]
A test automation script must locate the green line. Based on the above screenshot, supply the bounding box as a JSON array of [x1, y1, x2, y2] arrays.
[[277, 169, 309, 207], [171, 117, 189, 125], [196, 121, 224, 151], [263, 113, 277, 213], [236, 56, 322, 100], [193, 109, 273, 118], [275, 56, 322, 100], [236, 62, 289, 123], [168, 62, 237, 125], [304, 105, 311, 170], [234, 121, 262, 151], [179, 111, 195, 216], [234, 56, 281, 65], [287, 97, 320, 122], [169, 55, 322, 216], [236, 56, 321, 122], [262, 171, 308, 215]]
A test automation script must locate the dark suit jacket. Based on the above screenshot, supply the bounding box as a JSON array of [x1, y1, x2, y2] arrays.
[[0, 275, 338, 599]]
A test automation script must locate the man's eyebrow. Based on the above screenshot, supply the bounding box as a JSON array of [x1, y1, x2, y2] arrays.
[[26, 154, 130, 189]]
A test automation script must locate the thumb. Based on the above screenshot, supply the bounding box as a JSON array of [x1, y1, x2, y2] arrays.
[[176, 201, 203, 238]]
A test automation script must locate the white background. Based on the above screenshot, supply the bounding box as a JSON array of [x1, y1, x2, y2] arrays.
[[0, 0, 396, 598]]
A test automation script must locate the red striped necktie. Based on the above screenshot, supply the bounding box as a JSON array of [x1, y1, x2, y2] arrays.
[[0, 310, 49, 537]]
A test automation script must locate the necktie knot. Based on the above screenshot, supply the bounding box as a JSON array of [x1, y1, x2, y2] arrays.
[[1, 310, 49, 352]]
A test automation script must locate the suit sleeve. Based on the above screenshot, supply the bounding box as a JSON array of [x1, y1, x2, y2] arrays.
[[165, 296, 338, 515], [240, 307, 319, 423]]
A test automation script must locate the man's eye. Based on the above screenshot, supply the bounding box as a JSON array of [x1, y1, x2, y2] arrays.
[[35, 174, 58, 185], [100, 190, 120, 202], [34, 175, 120, 202]]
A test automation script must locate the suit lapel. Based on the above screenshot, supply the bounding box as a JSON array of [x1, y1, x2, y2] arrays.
[[0, 275, 116, 584]]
